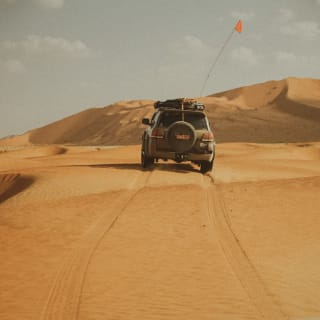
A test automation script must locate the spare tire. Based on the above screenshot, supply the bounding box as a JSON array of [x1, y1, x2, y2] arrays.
[[167, 121, 196, 153]]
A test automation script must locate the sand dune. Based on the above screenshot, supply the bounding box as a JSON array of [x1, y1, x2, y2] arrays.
[[207, 77, 320, 111], [1, 77, 319, 146], [286, 77, 320, 107], [206, 78, 287, 109], [28, 100, 155, 146], [202, 77, 320, 143], [1, 77, 320, 319]]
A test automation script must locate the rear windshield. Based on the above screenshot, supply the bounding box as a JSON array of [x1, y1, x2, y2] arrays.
[[158, 112, 208, 130]]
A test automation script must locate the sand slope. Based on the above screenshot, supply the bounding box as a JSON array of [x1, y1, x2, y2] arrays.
[[30, 100, 155, 146], [1, 142, 320, 319], [1, 77, 319, 146], [1, 77, 320, 319], [202, 77, 320, 143]]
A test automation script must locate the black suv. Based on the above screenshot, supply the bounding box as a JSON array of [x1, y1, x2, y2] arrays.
[[141, 98, 215, 173]]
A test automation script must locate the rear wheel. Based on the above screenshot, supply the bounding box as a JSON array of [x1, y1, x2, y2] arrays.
[[141, 150, 154, 169], [200, 160, 213, 174]]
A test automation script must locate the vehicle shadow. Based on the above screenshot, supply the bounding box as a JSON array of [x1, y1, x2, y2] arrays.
[[155, 163, 199, 173], [84, 163, 200, 173]]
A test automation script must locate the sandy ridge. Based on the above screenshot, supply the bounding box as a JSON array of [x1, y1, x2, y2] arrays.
[[0, 173, 24, 204], [0, 174, 20, 197], [2, 77, 319, 146]]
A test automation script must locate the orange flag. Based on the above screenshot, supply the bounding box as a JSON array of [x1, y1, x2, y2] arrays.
[[235, 19, 243, 33]]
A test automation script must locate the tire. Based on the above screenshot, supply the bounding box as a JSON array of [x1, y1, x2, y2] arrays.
[[200, 160, 213, 174], [141, 149, 154, 169], [167, 121, 196, 153]]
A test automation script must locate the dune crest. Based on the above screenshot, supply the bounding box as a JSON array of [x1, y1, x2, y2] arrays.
[[286, 77, 320, 107], [1, 77, 319, 146], [207, 79, 287, 109], [12, 146, 67, 158]]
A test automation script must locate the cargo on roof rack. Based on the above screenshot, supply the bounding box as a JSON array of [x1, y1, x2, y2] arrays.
[[154, 98, 205, 111]]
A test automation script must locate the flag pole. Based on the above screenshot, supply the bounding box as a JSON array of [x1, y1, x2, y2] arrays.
[[199, 20, 242, 97]]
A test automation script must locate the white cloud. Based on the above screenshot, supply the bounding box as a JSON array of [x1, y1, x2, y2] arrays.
[[170, 35, 211, 56], [278, 9, 294, 22], [230, 46, 259, 67], [183, 35, 205, 48], [275, 51, 316, 66], [33, 0, 64, 9], [2, 59, 26, 73], [167, 35, 214, 69], [1, 35, 95, 59], [230, 11, 254, 21], [275, 51, 297, 63], [281, 21, 320, 38]]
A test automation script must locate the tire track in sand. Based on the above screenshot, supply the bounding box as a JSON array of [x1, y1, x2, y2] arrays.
[[202, 175, 288, 320], [40, 170, 152, 320]]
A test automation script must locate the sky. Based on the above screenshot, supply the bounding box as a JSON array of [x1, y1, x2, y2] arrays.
[[1, 0, 320, 138]]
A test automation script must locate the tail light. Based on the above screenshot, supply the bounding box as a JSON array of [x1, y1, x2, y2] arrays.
[[151, 128, 164, 139], [201, 132, 214, 142]]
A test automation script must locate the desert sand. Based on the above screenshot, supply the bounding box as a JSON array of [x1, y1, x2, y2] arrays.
[[1, 143, 320, 320], [1, 77, 320, 319]]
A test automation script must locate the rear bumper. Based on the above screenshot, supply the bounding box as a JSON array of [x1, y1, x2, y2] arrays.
[[151, 148, 215, 162]]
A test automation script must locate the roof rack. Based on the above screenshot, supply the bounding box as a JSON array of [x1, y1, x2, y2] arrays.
[[154, 98, 205, 111]]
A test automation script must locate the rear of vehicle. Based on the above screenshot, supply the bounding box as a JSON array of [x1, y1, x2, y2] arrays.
[[141, 99, 215, 173]]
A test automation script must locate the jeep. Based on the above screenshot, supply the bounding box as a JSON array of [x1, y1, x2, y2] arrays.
[[141, 98, 215, 173]]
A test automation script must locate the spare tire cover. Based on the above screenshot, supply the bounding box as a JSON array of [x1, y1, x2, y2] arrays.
[[167, 121, 196, 153]]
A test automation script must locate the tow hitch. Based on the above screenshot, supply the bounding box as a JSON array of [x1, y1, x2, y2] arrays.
[[175, 153, 185, 163]]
